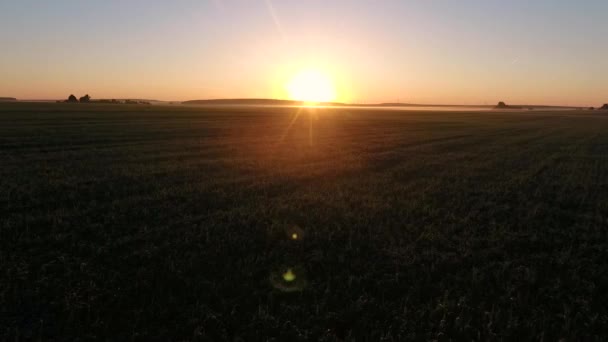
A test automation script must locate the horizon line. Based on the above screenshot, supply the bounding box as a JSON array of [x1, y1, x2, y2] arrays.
[[3, 97, 602, 109]]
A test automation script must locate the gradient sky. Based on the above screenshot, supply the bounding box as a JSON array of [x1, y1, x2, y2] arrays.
[[1, 0, 607, 105]]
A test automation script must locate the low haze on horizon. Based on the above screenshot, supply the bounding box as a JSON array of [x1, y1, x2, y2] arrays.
[[1, 0, 607, 106]]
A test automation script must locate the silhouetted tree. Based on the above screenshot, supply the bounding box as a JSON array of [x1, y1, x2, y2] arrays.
[[496, 101, 508, 109], [79, 94, 90, 103], [67, 94, 78, 103], [600, 104, 608, 110]]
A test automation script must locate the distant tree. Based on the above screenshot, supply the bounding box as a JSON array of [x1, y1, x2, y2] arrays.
[[600, 104, 608, 110], [67, 94, 78, 103], [495, 101, 508, 109], [79, 94, 91, 102]]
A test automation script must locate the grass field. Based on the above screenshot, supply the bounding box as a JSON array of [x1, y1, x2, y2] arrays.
[[2, 103, 608, 340]]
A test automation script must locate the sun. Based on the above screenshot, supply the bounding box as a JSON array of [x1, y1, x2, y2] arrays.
[[286, 69, 337, 104]]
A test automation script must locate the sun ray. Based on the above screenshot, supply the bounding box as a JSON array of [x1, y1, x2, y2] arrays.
[[278, 106, 304, 145], [309, 109, 313, 146], [264, 0, 286, 42]]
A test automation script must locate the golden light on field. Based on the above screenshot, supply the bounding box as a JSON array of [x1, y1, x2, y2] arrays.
[[286, 69, 337, 103]]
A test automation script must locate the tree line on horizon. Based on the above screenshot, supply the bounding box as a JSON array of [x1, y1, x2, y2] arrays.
[[62, 94, 90, 103], [496, 101, 608, 111], [61, 94, 150, 105]]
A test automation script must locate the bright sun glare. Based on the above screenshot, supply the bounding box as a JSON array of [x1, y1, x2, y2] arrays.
[[286, 69, 336, 103]]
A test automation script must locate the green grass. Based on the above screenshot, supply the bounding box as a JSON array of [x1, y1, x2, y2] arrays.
[[2, 102, 608, 340]]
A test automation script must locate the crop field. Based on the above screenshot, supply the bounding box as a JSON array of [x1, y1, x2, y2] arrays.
[[2, 103, 608, 340]]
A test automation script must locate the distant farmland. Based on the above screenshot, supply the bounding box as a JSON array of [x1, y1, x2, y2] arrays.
[[2, 103, 608, 340]]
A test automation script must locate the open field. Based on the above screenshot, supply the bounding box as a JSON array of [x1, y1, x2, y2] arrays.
[[2, 103, 608, 340]]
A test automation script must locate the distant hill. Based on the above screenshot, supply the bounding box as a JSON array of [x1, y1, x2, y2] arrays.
[[183, 98, 491, 107], [493, 101, 584, 110], [89, 98, 162, 104], [377, 102, 491, 108], [0, 97, 17, 102], [182, 98, 587, 110], [182, 98, 345, 106], [600, 104, 608, 110]]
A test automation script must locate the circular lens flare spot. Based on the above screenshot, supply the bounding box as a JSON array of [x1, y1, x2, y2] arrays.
[[270, 265, 307, 292], [283, 268, 296, 282], [285, 225, 305, 241]]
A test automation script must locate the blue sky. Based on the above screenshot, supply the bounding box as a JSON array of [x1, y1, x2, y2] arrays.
[[1, 0, 606, 105]]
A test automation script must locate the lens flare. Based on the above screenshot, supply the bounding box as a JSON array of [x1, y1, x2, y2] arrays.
[[270, 265, 307, 292], [285, 225, 305, 241], [282, 268, 296, 282]]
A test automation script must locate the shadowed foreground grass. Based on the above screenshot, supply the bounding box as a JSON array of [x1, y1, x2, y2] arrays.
[[2, 103, 608, 340]]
